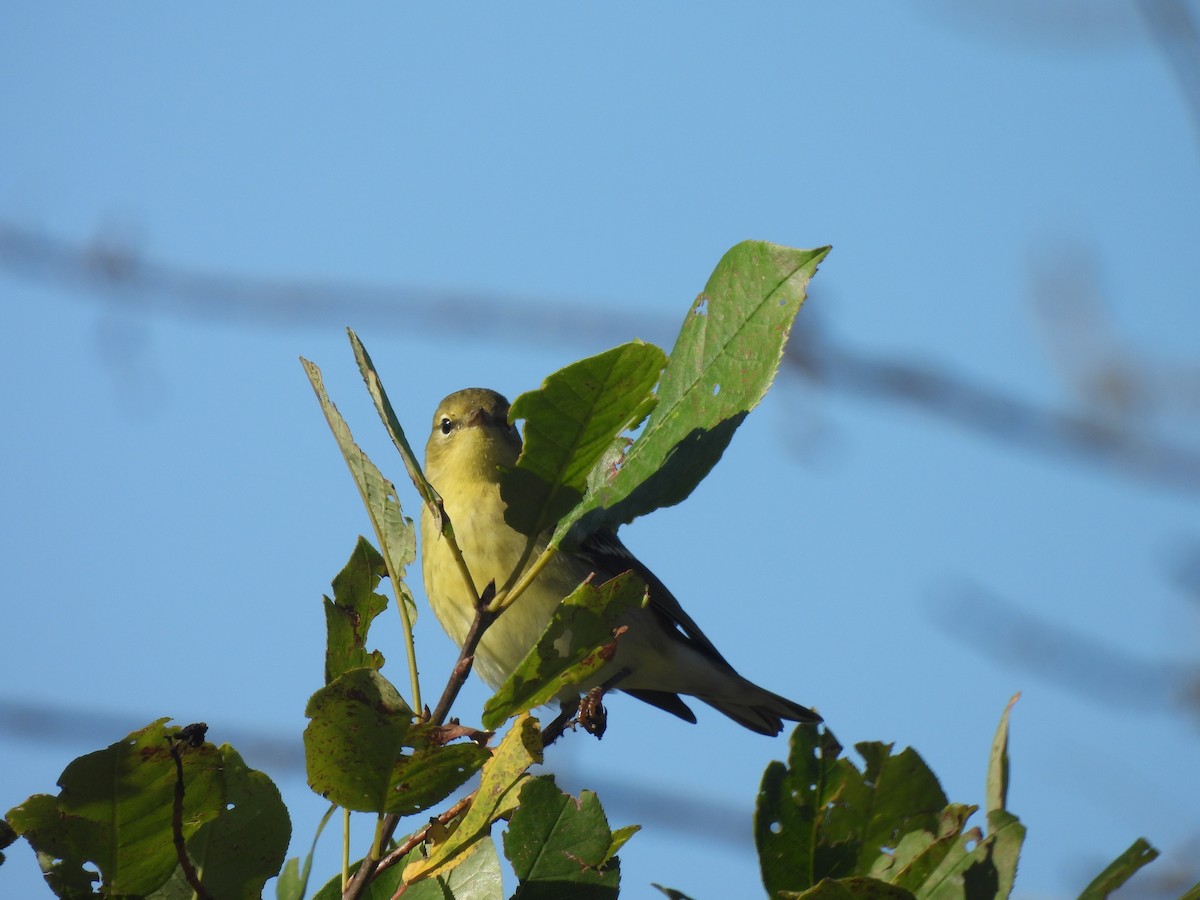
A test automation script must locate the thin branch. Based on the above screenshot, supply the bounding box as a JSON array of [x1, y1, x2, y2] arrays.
[[342, 583, 497, 900], [429, 585, 497, 726]]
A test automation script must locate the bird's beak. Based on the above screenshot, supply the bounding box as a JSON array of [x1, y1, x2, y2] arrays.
[[464, 406, 490, 428]]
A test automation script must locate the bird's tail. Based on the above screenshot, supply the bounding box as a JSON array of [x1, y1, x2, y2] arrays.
[[702, 680, 822, 736], [624, 679, 821, 736]]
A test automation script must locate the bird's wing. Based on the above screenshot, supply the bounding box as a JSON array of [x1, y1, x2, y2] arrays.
[[577, 528, 734, 669]]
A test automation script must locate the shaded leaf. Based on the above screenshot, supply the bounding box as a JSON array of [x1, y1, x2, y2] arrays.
[[274, 803, 335, 900], [303, 355, 418, 628], [561, 241, 829, 544], [482, 571, 647, 729], [867, 804, 974, 891], [756, 723, 841, 893], [0, 816, 14, 866], [757, 724, 946, 894], [304, 669, 486, 815], [652, 885, 698, 900], [824, 743, 947, 873], [323, 537, 389, 683], [6, 793, 102, 897], [785, 876, 917, 899], [1077, 837, 1159, 900], [505, 776, 633, 899], [916, 810, 1025, 900], [502, 341, 666, 539]]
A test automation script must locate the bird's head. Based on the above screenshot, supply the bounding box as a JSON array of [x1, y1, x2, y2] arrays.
[[425, 387, 522, 484]]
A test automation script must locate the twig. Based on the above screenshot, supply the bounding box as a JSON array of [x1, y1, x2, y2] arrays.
[[378, 791, 475, 885], [430, 585, 497, 725], [166, 725, 214, 900], [342, 585, 497, 900]]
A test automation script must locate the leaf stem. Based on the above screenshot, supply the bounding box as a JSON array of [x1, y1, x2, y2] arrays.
[[492, 544, 558, 615], [342, 807, 351, 892]]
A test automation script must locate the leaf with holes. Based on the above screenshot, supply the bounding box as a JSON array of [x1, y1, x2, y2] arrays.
[[556, 241, 829, 547], [755, 723, 948, 895], [482, 571, 647, 729], [501, 341, 665, 539], [6, 719, 227, 896], [322, 537, 389, 684], [303, 669, 487, 815]]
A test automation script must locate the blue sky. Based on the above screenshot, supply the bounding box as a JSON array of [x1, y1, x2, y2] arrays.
[[3, 4, 1199, 898]]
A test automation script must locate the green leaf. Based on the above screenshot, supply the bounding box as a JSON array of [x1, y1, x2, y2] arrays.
[[440, 834, 505, 900], [504, 776, 632, 899], [785, 876, 917, 899], [916, 810, 1025, 900], [347, 329, 442, 520], [0, 816, 15, 866], [303, 355, 418, 628], [482, 571, 648, 729], [756, 723, 838, 893], [652, 885, 698, 900], [756, 724, 947, 894], [312, 837, 503, 900], [501, 340, 665, 539], [6, 720, 227, 897], [825, 743, 948, 873], [404, 715, 543, 884], [304, 669, 487, 815], [867, 804, 974, 891], [6, 793, 102, 897], [561, 241, 829, 543], [274, 803, 335, 900], [986, 694, 1019, 816], [1077, 837, 1159, 900], [274, 857, 304, 900], [323, 537, 389, 683], [149, 745, 291, 900]]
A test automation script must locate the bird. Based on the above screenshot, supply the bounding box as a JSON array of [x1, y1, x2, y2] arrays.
[[419, 387, 821, 736]]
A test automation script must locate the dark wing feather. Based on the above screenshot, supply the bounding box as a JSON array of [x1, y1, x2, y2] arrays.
[[577, 528, 734, 669], [621, 689, 698, 723]]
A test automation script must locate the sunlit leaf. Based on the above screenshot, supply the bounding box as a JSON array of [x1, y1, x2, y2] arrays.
[[7, 720, 226, 896], [403, 715, 543, 884]]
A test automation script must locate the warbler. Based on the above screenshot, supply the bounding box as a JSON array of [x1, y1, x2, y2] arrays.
[[420, 387, 821, 735]]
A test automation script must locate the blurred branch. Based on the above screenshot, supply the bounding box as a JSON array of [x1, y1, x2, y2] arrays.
[[931, 582, 1199, 717], [787, 319, 1200, 492], [3, 220, 1200, 493], [1028, 241, 1200, 424], [0, 221, 675, 347], [1139, 0, 1200, 153]]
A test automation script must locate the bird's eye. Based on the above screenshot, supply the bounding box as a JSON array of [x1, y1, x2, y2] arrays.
[[440, 417, 453, 435]]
